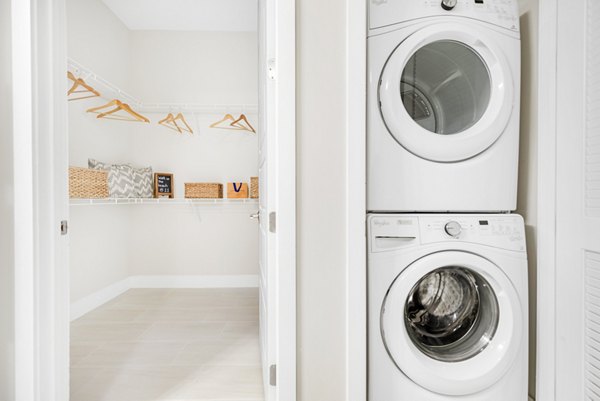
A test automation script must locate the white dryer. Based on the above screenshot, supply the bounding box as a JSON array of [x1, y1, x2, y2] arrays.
[[368, 214, 528, 400], [367, 0, 521, 212]]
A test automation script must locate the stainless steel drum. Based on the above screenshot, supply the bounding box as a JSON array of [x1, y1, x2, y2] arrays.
[[404, 267, 500, 362]]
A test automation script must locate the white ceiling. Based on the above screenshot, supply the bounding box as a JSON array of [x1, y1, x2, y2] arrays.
[[102, 0, 258, 32]]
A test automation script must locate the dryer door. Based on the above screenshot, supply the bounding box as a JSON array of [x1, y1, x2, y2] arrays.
[[379, 23, 514, 162], [381, 251, 523, 396]]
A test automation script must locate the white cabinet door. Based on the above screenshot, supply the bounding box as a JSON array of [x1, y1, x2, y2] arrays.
[[554, 1, 600, 399]]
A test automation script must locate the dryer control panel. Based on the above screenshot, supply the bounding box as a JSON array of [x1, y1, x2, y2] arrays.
[[368, 214, 526, 253], [369, 0, 520, 33]]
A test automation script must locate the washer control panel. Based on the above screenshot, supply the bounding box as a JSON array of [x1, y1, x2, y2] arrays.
[[369, 0, 520, 33], [368, 214, 526, 253], [421, 215, 526, 252], [444, 221, 462, 237]]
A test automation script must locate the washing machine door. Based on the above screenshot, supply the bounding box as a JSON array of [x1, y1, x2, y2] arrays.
[[381, 251, 523, 396], [379, 23, 514, 162]]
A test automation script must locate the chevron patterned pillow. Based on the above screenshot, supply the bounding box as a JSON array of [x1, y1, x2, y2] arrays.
[[88, 158, 111, 170], [132, 166, 153, 198], [108, 164, 136, 198], [89, 159, 136, 198]]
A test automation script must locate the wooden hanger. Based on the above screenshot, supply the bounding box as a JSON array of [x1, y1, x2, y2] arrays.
[[87, 99, 150, 123], [158, 113, 194, 134], [173, 113, 194, 134], [230, 114, 256, 133], [209, 114, 246, 131], [158, 113, 181, 133], [67, 71, 101, 101]]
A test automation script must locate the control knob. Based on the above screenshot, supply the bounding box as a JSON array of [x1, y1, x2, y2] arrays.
[[444, 221, 462, 238], [441, 0, 458, 10]]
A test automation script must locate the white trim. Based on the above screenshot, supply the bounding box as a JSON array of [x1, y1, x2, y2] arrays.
[[536, 0, 558, 400], [12, 0, 35, 399], [70, 275, 260, 321], [31, 0, 70, 398], [273, 0, 297, 398], [129, 274, 260, 289], [345, 0, 367, 400], [70, 278, 130, 321]]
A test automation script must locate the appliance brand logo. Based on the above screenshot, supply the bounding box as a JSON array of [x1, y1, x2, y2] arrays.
[[373, 219, 413, 227], [371, 0, 388, 5]]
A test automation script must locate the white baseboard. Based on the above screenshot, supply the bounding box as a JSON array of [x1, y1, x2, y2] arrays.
[[129, 275, 259, 289], [70, 278, 130, 321], [70, 274, 259, 321]]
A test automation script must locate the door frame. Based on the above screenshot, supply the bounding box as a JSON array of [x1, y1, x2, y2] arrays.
[[11, 0, 36, 399], [536, 0, 558, 400], [269, 0, 297, 399], [23, 0, 296, 399], [345, 1, 367, 401]]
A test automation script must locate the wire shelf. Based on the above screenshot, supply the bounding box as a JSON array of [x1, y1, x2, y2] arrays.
[[69, 198, 259, 207]]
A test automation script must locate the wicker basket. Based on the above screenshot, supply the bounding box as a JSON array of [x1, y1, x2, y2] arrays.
[[185, 183, 223, 199], [69, 167, 109, 199], [250, 177, 259, 199]]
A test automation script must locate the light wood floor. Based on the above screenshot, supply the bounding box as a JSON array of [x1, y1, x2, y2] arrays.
[[70, 288, 264, 401]]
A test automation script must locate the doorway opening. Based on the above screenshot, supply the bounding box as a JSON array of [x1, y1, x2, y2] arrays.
[[59, 0, 290, 399]]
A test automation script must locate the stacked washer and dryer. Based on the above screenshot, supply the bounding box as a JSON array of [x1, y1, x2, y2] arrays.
[[366, 0, 528, 400]]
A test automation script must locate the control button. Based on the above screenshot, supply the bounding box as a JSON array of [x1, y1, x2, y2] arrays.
[[441, 0, 458, 10], [444, 221, 462, 238]]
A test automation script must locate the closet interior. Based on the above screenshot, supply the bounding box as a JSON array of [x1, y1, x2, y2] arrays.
[[66, 0, 264, 400]]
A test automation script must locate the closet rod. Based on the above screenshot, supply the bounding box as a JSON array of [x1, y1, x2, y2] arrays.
[[67, 58, 258, 115], [139, 104, 259, 115]]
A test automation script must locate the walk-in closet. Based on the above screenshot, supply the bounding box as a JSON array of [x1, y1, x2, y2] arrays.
[[66, 1, 265, 399]]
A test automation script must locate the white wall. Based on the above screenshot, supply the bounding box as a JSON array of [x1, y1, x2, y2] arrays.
[[67, 0, 132, 93], [127, 29, 259, 200], [130, 31, 258, 104], [67, 0, 133, 303], [296, 0, 347, 398], [128, 206, 258, 277], [67, 0, 259, 304], [69, 207, 133, 302], [0, 0, 15, 398], [127, 114, 258, 278], [516, 0, 539, 399]]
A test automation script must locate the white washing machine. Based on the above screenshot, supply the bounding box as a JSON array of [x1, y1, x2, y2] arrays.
[[368, 214, 528, 400], [367, 0, 521, 212]]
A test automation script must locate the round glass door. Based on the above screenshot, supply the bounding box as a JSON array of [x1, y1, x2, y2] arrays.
[[404, 267, 499, 363], [400, 41, 491, 136], [380, 251, 523, 396], [379, 23, 514, 162]]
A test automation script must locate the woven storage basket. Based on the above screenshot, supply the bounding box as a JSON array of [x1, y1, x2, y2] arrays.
[[69, 167, 109, 199], [250, 177, 259, 199], [185, 183, 223, 199]]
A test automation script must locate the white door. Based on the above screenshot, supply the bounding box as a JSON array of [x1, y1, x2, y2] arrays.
[[379, 23, 514, 162], [257, 0, 274, 393], [257, 0, 296, 400], [553, 0, 600, 398]]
